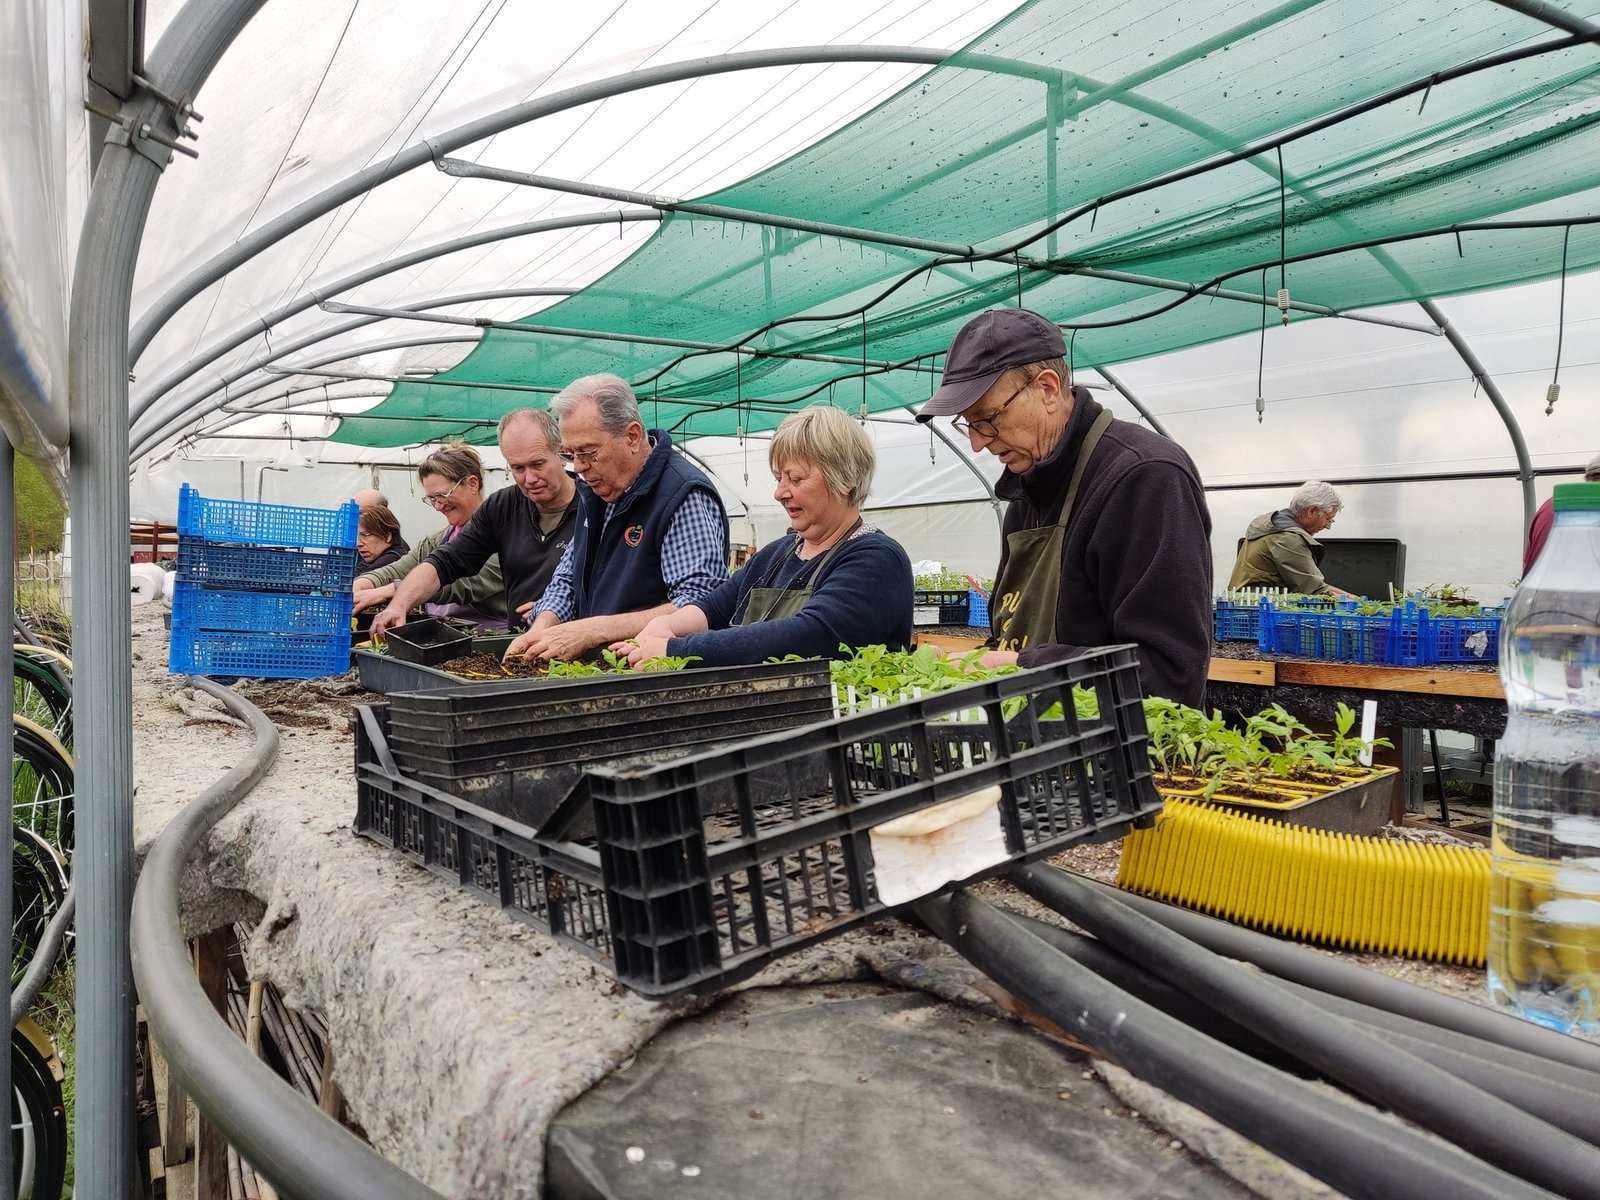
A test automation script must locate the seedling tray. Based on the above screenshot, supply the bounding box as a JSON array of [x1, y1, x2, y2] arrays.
[[382, 618, 472, 667], [353, 644, 1161, 997], [384, 659, 831, 744], [1191, 767, 1399, 836]]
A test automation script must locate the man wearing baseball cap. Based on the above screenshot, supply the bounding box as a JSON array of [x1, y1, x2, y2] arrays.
[[918, 307, 1212, 706]]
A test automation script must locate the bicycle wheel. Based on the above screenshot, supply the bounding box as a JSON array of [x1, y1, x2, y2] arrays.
[[11, 828, 66, 987], [12, 652, 72, 748], [11, 1019, 67, 1200], [12, 720, 74, 863]]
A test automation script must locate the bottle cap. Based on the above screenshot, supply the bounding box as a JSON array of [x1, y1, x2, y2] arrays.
[[1553, 482, 1600, 511]]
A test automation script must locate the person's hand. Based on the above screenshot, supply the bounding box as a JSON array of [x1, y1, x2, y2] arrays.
[[634, 614, 677, 643], [351, 586, 392, 613], [515, 600, 537, 624], [506, 619, 606, 663], [369, 604, 407, 641], [617, 634, 670, 667], [976, 650, 1018, 670]]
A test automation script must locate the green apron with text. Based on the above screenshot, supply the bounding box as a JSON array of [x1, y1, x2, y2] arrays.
[[740, 521, 861, 625], [991, 411, 1113, 652]]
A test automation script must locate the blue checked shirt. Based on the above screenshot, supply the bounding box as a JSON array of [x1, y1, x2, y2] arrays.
[[533, 489, 727, 622]]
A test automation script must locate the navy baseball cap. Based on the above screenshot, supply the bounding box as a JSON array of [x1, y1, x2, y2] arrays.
[[917, 308, 1066, 423]]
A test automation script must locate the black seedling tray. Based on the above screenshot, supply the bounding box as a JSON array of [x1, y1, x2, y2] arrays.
[[382, 618, 472, 667]]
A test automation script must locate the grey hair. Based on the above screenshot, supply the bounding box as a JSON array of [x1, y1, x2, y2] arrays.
[[496, 407, 560, 448], [550, 373, 641, 434], [1289, 480, 1342, 516], [769, 405, 876, 506], [1585, 452, 1600, 482]]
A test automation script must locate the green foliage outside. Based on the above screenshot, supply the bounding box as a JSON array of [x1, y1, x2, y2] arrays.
[[16, 456, 65, 554]]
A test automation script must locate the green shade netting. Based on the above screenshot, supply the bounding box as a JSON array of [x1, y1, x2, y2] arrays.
[[337, 0, 1600, 448]]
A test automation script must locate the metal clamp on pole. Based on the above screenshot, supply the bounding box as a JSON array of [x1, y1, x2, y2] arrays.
[[85, 75, 204, 167]]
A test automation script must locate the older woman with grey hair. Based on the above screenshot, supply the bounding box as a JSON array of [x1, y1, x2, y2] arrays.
[[1227, 480, 1357, 598], [619, 405, 913, 667]]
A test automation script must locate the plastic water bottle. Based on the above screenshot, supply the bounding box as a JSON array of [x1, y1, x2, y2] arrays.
[[1488, 481, 1600, 1033]]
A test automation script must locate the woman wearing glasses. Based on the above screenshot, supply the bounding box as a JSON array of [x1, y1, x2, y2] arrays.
[[355, 505, 406, 570], [618, 405, 912, 668], [352, 444, 509, 628]]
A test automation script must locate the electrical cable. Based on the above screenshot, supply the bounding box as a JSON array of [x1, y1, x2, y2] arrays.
[[1011, 865, 1600, 1199], [915, 890, 1557, 1200]]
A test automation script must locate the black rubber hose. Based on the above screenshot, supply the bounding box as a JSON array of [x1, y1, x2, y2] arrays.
[[916, 891, 1557, 1200], [1006, 913, 1600, 1144], [1000, 914, 1311, 1074], [1013, 865, 1600, 1200], [1079, 870, 1600, 1076], [1263, 966, 1600, 1102]]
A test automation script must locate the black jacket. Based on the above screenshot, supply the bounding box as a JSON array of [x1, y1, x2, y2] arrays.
[[997, 387, 1213, 706]]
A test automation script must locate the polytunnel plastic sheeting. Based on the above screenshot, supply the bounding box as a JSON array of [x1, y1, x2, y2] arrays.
[[339, 0, 1600, 448], [127, 0, 1027, 437]]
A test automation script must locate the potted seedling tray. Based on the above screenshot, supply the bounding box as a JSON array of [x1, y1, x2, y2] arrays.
[[1157, 766, 1398, 836], [381, 660, 835, 830], [381, 618, 472, 667]]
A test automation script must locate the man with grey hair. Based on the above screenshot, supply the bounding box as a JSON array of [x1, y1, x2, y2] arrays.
[[1525, 451, 1600, 572], [1228, 480, 1357, 598], [506, 373, 729, 662], [370, 408, 579, 639]]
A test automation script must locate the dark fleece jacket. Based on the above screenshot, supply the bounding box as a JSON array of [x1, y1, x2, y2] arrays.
[[996, 387, 1213, 706]]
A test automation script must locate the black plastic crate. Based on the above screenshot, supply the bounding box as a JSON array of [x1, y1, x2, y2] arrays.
[[353, 645, 1159, 998], [912, 588, 970, 627]]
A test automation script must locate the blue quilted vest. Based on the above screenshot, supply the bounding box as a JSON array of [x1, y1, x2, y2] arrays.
[[569, 429, 728, 619]]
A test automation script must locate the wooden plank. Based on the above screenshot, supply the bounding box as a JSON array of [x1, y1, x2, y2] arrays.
[[912, 632, 984, 654], [1207, 657, 1276, 685], [194, 929, 233, 1200], [1275, 661, 1503, 699]]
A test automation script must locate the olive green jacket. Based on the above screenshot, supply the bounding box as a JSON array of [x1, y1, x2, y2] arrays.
[[1226, 511, 1331, 594], [355, 524, 507, 618]]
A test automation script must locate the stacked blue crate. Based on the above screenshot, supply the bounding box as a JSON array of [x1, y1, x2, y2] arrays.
[[169, 486, 359, 678]]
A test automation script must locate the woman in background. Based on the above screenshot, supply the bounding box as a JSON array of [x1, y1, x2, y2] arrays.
[[355, 504, 405, 571], [352, 444, 508, 627]]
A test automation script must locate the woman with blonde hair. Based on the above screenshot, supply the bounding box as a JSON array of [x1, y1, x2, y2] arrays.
[[352, 443, 509, 627], [620, 405, 911, 666]]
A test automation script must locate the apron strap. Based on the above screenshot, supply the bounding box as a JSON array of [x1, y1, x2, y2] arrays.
[[1054, 409, 1115, 531]]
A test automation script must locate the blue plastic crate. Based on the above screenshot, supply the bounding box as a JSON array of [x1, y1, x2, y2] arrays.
[[169, 626, 353, 679], [1258, 604, 1431, 666], [1423, 610, 1501, 665], [175, 539, 359, 595], [968, 589, 990, 628], [1213, 600, 1261, 641], [170, 582, 353, 635], [177, 484, 358, 550]]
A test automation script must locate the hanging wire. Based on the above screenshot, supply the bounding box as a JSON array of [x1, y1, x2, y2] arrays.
[[1546, 224, 1571, 415], [1276, 146, 1291, 326], [1256, 268, 1269, 423], [859, 314, 869, 424], [1015, 262, 1025, 307], [737, 351, 748, 484], [1067, 329, 1078, 387]]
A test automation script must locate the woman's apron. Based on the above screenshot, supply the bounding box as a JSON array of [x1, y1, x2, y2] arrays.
[[740, 521, 862, 625], [990, 411, 1113, 652]]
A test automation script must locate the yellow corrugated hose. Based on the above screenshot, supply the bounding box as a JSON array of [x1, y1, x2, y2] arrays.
[[1117, 799, 1489, 965]]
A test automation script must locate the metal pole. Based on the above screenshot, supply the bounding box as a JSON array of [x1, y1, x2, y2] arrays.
[[127, 209, 657, 425], [1484, 0, 1600, 38], [1094, 365, 1172, 439], [1418, 298, 1537, 534], [67, 1, 268, 1194], [435, 158, 1002, 262], [0, 435, 14, 1192]]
